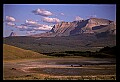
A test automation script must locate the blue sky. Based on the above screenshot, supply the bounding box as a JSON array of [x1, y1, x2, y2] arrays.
[[3, 4, 116, 37]]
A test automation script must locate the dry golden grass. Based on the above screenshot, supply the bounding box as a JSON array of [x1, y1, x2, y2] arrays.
[[3, 44, 49, 61], [4, 73, 116, 80]]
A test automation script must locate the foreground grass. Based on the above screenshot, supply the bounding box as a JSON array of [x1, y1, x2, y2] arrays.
[[3, 44, 49, 61], [4, 74, 116, 80]]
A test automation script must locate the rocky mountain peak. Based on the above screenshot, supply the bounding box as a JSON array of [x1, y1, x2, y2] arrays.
[[30, 18, 116, 37], [88, 18, 112, 25]]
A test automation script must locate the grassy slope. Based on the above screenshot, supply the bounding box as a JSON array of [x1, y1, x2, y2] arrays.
[[3, 44, 48, 60]]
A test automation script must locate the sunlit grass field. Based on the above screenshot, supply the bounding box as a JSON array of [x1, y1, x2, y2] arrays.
[[3, 44, 49, 61]]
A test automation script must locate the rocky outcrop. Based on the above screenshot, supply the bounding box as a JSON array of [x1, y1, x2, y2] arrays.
[[50, 21, 79, 36], [30, 18, 116, 37], [9, 32, 16, 37], [81, 18, 113, 33]]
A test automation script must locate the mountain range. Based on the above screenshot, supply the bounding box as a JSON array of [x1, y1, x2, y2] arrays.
[[4, 17, 116, 53], [30, 17, 116, 38]]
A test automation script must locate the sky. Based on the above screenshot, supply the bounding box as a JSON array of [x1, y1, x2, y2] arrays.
[[3, 4, 116, 37]]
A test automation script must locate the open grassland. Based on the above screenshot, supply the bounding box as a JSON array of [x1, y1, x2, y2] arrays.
[[3, 44, 49, 61], [3, 44, 116, 80]]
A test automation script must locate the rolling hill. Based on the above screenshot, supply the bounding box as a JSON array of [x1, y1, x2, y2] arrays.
[[3, 44, 48, 60]]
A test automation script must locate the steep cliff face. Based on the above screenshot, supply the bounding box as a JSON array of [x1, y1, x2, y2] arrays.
[[50, 18, 115, 36], [50, 21, 79, 36], [31, 18, 116, 37], [81, 18, 113, 33]]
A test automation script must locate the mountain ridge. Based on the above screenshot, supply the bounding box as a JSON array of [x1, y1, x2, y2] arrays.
[[30, 17, 116, 37]]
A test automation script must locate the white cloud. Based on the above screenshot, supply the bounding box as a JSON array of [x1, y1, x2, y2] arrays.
[[33, 24, 52, 31], [25, 20, 38, 25], [75, 16, 84, 21], [43, 17, 61, 23], [6, 16, 15, 22], [11, 18, 53, 31], [32, 8, 53, 16], [16, 25, 27, 29], [17, 22, 52, 31], [6, 22, 16, 27], [24, 19, 43, 27]]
